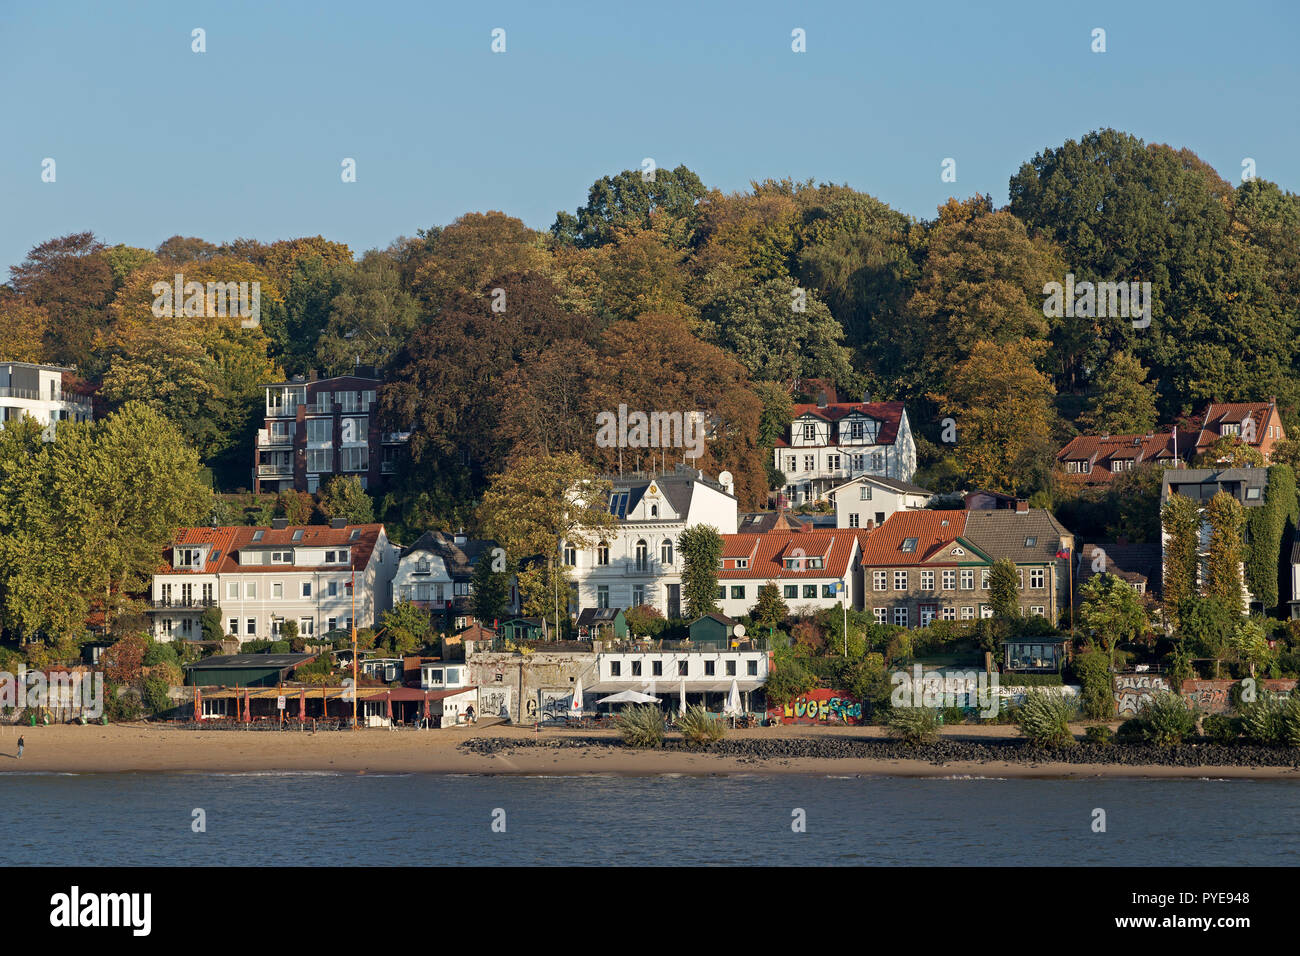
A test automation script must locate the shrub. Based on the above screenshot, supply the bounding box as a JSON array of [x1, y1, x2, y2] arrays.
[[1085, 724, 1113, 746], [143, 640, 179, 668], [1115, 718, 1145, 742], [1015, 691, 1075, 747], [107, 686, 144, 722], [1138, 692, 1197, 747], [1201, 713, 1240, 745], [616, 705, 665, 748], [940, 705, 966, 726], [267, 641, 291, 654], [1071, 646, 1115, 721], [887, 707, 939, 746], [143, 676, 172, 716], [677, 705, 725, 747], [1240, 693, 1285, 745]]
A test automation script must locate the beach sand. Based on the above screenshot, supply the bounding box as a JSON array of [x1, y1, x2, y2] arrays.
[[1, 722, 1298, 779]]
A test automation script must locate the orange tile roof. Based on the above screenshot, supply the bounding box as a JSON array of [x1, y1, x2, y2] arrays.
[[1194, 401, 1281, 452], [858, 510, 968, 566], [717, 529, 862, 580], [161, 523, 386, 574]]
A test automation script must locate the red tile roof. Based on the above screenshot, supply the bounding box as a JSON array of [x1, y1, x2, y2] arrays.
[[717, 530, 864, 580], [1193, 401, 1282, 453], [161, 524, 386, 574], [858, 510, 968, 566]]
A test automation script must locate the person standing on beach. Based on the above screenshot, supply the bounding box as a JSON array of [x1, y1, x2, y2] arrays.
[[17, 736, 24, 759]]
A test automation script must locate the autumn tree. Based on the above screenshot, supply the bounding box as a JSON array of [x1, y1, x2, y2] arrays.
[[8, 232, 115, 372], [1161, 493, 1201, 630], [930, 339, 1058, 495], [0, 293, 49, 363], [1204, 491, 1245, 608]]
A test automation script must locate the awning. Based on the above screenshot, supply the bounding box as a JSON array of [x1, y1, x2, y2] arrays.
[[585, 680, 764, 694]]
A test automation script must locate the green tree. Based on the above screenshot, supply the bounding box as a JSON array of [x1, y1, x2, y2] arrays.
[[552, 166, 708, 248], [751, 582, 789, 633], [1161, 493, 1201, 630], [1077, 352, 1159, 434], [1204, 491, 1245, 608], [380, 600, 431, 654], [317, 476, 374, 525], [678, 525, 724, 619], [470, 548, 511, 624], [1076, 572, 1149, 658], [988, 559, 1020, 621]]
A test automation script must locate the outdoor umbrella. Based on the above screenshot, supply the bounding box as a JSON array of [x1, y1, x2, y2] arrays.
[[423, 694, 431, 723], [724, 679, 741, 716], [571, 678, 584, 714], [386, 693, 393, 722], [595, 690, 661, 705], [678, 679, 687, 714], [193, 687, 200, 721], [245, 689, 252, 722], [299, 689, 306, 721]]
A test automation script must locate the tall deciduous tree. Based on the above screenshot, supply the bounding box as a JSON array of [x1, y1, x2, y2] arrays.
[[678, 524, 723, 619], [930, 339, 1058, 495]]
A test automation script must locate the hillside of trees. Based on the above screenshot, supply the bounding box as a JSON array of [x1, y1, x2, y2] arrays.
[[4, 128, 1299, 542]]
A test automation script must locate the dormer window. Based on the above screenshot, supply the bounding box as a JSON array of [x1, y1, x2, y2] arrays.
[[174, 548, 204, 570], [1221, 422, 1240, 437], [271, 551, 291, 564], [735, 558, 749, 569], [802, 423, 816, 441]]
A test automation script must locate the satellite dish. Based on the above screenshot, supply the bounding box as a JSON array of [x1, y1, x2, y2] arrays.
[[719, 470, 734, 486], [733, 623, 746, 637]]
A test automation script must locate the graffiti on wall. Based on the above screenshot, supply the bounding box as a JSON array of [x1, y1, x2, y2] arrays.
[[1180, 679, 1296, 714], [1113, 674, 1170, 716], [480, 688, 511, 719], [539, 689, 573, 718], [767, 689, 861, 725]]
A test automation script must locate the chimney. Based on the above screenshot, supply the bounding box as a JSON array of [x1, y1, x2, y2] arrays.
[[454, 528, 467, 546], [864, 520, 874, 530], [271, 518, 289, 529], [1015, 500, 1029, 513], [330, 518, 346, 529]]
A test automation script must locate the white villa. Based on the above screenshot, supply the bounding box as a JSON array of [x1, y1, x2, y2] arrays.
[[775, 398, 917, 505], [566, 464, 738, 620]]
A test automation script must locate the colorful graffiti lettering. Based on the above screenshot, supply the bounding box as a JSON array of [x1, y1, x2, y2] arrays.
[[768, 689, 861, 725], [1113, 673, 1170, 716]]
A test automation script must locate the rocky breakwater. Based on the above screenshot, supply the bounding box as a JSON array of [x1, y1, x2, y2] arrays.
[[458, 733, 1300, 768]]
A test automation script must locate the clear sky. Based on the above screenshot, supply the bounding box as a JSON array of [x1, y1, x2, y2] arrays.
[[2, 0, 1297, 273]]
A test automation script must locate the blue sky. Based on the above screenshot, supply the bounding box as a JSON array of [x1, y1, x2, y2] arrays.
[[2, 0, 1297, 273]]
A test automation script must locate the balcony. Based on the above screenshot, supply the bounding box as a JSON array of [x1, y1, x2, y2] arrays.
[[149, 597, 218, 610], [381, 431, 411, 445], [257, 463, 293, 477], [257, 428, 294, 448]]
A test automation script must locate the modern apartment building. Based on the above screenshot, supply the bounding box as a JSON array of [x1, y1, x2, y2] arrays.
[[148, 521, 399, 644], [253, 366, 409, 494], [0, 362, 93, 438], [774, 397, 918, 505]]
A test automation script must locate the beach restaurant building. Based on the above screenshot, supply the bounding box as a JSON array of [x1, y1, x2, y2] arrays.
[[586, 646, 770, 714]]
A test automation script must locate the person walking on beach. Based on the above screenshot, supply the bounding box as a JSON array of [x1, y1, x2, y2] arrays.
[[16, 736, 24, 759]]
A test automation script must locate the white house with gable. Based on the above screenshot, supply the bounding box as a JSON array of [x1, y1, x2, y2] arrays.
[[565, 464, 738, 620], [827, 475, 934, 530]]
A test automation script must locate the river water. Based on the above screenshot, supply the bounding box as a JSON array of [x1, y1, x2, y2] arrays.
[[2, 772, 1294, 866]]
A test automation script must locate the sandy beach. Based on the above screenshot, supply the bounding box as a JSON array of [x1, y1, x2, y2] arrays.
[[1, 722, 1298, 779]]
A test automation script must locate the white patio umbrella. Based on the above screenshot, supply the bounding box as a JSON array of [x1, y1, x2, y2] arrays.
[[723, 678, 742, 717], [571, 679, 584, 714], [595, 689, 661, 705], [678, 678, 688, 714]]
